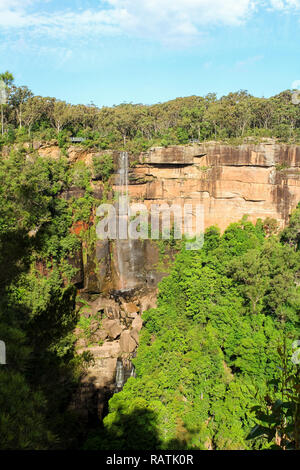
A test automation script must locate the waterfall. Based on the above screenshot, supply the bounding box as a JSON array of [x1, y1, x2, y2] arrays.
[[116, 151, 135, 291], [130, 365, 136, 378], [115, 359, 125, 392], [118, 151, 129, 201], [113, 153, 138, 394], [114, 359, 135, 393]]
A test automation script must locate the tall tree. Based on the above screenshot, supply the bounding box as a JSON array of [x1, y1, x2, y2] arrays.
[[9, 86, 33, 128], [0, 71, 14, 136]]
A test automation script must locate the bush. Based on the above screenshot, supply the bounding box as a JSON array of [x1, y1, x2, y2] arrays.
[[92, 154, 114, 182]]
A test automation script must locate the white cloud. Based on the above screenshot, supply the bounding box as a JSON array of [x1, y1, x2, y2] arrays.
[[0, 0, 32, 27], [0, 0, 299, 46], [269, 0, 300, 9], [102, 0, 257, 44]]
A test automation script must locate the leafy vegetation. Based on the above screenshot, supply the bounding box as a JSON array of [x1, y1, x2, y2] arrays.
[[0, 147, 99, 449], [1, 72, 300, 155], [85, 215, 300, 450], [92, 154, 114, 182], [247, 337, 300, 449]]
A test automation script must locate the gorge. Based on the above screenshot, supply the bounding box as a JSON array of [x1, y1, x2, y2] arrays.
[[48, 138, 300, 424], [1, 135, 300, 449], [2, 63, 300, 450]]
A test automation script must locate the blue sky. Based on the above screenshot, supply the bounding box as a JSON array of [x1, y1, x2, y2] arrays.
[[0, 0, 299, 106]]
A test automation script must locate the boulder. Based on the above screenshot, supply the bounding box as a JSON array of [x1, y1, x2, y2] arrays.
[[120, 330, 137, 353], [102, 318, 123, 339], [109, 321, 123, 339], [130, 327, 140, 345], [122, 302, 138, 314], [132, 315, 143, 332], [93, 329, 108, 342]]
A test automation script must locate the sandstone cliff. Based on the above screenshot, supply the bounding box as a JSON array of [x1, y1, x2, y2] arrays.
[[29, 139, 300, 231], [131, 141, 300, 231]]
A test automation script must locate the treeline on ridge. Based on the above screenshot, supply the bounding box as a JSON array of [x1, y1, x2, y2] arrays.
[[1, 71, 300, 155]]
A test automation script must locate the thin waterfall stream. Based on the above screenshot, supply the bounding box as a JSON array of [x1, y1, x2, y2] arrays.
[[114, 358, 136, 393], [116, 151, 135, 291], [115, 358, 125, 392], [114, 152, 137, 393]]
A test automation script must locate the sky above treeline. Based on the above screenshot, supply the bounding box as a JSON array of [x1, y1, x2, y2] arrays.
[[0, 0, 300, 106]]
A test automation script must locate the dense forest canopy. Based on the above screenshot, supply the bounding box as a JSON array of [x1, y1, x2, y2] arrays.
[[84, 219, 300, 451], [1, 71, 300, 155]]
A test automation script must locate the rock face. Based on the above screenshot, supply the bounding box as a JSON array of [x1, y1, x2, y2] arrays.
[[120, 330, 137, 353], [70, 140, 300, 422], [128, 141, 300, 232], [72, 291, 157, 421]]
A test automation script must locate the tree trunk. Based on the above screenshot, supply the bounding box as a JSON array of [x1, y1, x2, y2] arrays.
[[1, 104, 3, 136], [19, 105, 22, 128]]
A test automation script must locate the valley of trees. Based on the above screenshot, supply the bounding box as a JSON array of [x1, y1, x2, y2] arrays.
[[1, 71, 300, 156], [0, 70, 299, 450]]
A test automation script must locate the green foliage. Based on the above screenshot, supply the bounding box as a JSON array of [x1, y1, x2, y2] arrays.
[[280, 202, 300, 250], [92, 154, 114, 182], [71, 193, 95, 223], [1, 71, 300, 148], [248, 338, 300, 449], [275, 162, 290, 171], [69, 161, 91, 190], [0, 150, 93, 449], [57, 129, 71, 149], [85, 215, 300, 450], [0, 370, 56, 449]]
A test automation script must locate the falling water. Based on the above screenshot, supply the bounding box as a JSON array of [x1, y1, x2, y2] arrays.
[[113, 153, 138, 394], [116, 151, 135, 291], [114, 359, 135, 393], [115, 358, 125, 392], [130, 365, 136, 378], [118, 151, 129, 200]]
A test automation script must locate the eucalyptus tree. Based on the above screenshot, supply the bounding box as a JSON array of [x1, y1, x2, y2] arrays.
[[9, 86, 33, 128], [0, 71, 14, 135]]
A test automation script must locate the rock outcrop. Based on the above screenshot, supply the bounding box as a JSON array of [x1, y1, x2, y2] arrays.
[[128, 141, 300, 232], [72, 290, 156, 421], [16, 139, 300, 232]]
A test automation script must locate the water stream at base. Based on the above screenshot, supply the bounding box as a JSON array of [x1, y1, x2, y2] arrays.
[[114, 358, 136, 393]]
